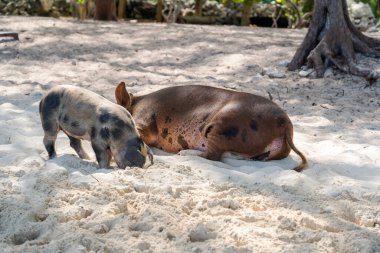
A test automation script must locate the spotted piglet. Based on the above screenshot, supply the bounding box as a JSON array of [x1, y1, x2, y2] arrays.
[[39, 85, 153, 169]]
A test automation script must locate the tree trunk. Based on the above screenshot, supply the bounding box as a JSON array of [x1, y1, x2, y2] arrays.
[[195, 0, 203, 16], [156, 0, 164, 22], [288, 0, 380, 81], [118, 0, 126, 19], [241, 3, 252, 26], [94, 0, 117, 21], [79, 4, 87, 20]]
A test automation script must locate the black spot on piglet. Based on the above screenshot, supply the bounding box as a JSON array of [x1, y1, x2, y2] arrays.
[[90, 127, 96, 138], [99, 112, 110, 123], [111, 115, 127, 128], [111, 127, 122, 139], [63, 115, 69, 123], [100, 127, 110, 139], [42, 121, 54, 133], [44, 92, 60, 108], [41, 92, 60, 118], [126, 137, 144, 147], [71, 121, 80, 128]]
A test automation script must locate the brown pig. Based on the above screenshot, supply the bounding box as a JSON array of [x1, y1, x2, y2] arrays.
[[39, 85, 153, 169], [115, 82, 307, 172]]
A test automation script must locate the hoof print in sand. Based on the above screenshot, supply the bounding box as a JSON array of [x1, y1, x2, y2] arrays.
[[107, 202, 129, 215], [189, 224, 216, 242], [91, 224, 110, 234], [129, 222, 153, 232], [32, 212, 49, 222], [136, 241, 151, 251], [57, 208, 93, 223], [10, 229, 40, 245]]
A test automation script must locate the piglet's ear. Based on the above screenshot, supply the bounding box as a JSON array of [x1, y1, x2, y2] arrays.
[[115, 81, 132, 110]]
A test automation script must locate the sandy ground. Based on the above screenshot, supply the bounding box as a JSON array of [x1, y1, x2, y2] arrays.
[[0, 16, 379, 253]]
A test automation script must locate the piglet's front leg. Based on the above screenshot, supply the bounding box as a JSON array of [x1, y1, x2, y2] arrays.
[[91, 141, 111, 169]]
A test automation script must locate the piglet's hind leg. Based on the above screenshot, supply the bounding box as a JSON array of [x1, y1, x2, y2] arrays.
[[68, 136, 90, 160], [43, 134, 57, 159], [42, 120, 59, 159]]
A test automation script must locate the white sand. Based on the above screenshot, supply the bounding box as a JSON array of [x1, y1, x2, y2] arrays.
[[0, 16, 379, 253]]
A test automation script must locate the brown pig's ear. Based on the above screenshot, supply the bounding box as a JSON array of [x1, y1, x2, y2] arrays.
[[115, 81, 132, 110]]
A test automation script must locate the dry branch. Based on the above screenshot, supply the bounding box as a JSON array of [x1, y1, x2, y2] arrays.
[[0, 32, 19, 40]]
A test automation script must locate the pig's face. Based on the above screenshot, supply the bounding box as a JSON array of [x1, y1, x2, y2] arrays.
[[112, 137, 153, 169]]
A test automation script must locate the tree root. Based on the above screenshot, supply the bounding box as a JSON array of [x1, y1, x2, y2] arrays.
[[288, 0, 380, 83]]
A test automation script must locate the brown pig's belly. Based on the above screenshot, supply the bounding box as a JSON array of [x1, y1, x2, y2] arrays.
[[154, 121, 286, 161], [227, 137, 286, 160], [154, 118, 208, 153]]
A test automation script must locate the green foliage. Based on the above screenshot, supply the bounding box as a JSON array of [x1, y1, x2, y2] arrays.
[[231, 0, 260, 7], [76, 0, 86, 5], [275, 0, 302, 5], [302, 0, 313, 13], [361, 0, 380, 18]]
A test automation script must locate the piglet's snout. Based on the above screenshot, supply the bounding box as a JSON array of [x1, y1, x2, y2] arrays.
[[123, 147, 153, 169]]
